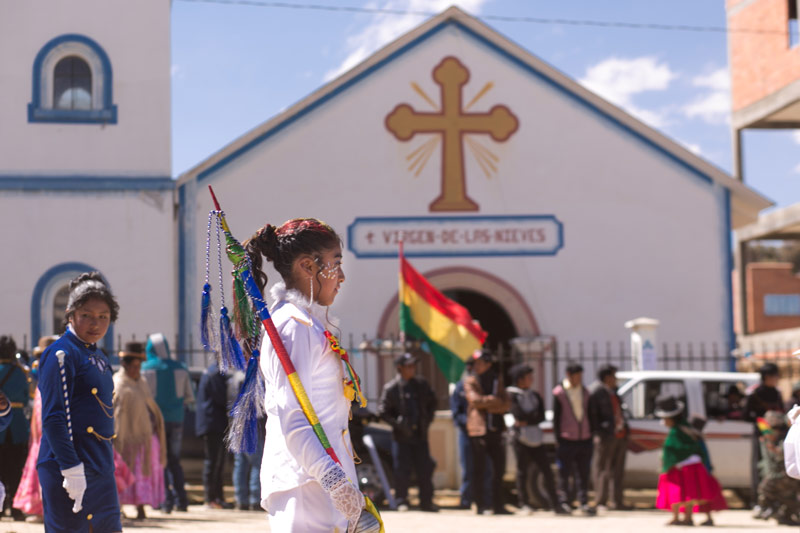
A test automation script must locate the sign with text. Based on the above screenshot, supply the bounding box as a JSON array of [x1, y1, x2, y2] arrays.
[[347, 215, 563, 258]]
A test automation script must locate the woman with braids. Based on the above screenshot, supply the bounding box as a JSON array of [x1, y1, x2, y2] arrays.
[[245, 218, 377, 533], [37, 272, 122, 533]]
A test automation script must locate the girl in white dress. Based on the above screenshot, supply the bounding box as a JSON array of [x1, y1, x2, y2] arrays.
[[244, 218, 376, 533]]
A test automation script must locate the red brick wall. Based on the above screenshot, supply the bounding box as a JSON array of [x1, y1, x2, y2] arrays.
[[746, 262, 800, 332], [728, 0, 800, 111]]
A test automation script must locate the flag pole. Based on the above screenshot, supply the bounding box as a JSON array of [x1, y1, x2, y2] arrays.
[[398, 240, 405, 344]]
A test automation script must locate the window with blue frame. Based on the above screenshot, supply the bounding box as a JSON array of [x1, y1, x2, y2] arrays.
[[764, 294, 800, 316], [28, 34, 117, 124]]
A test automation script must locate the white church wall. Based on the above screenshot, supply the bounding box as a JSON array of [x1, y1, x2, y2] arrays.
[[181, 23, 733, 362], [0, 0, 170, 176], [0, 189, 176, 350]]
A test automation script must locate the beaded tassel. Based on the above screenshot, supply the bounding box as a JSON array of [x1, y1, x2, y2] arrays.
[[200, 283, 215, 351], [219, 307, 245, 373], [226, 348, 266, 454]]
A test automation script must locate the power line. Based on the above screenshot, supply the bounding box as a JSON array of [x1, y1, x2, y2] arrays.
[[174, 0, 790, 36]]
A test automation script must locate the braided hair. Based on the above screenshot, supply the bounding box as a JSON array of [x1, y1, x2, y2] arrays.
[[244, 218, 341, 294]]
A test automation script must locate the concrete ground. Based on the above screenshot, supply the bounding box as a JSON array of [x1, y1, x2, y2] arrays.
[[0, 506, 793, 533]]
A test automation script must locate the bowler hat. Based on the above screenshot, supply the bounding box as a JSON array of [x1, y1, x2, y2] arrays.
[[654, 394, 685, 418]]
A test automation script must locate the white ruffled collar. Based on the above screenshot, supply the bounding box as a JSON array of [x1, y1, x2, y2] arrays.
[[270, 281, 340, 329]]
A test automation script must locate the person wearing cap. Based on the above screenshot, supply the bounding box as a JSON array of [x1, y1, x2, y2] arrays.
[[0, 335, 29, 521], [13, 335, 58, 523], [465, 348, 511, 515], [654, 395, 724, 526], [744, 362, 784, 512], [37, 272, 122, 533], [113, 342, 167, 520], [552, 362, 595, 516], [588, 364, 629, 511], [141, 333, 195, 513], [377, 352, 438, 512], [507, 363, 558, 515]]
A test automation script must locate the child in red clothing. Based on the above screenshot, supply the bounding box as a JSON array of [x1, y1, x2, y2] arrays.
[[654, 395, 725, 526]]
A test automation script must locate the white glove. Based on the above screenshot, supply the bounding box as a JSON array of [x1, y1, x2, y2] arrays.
[[320, 465, 364, 533], [61, 463, 87, 513]]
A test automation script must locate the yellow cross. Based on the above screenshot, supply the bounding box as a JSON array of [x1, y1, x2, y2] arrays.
[[385, 56, 519, 212]]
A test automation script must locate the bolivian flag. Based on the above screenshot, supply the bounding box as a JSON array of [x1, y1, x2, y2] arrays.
[[399, 254, 488, 382]]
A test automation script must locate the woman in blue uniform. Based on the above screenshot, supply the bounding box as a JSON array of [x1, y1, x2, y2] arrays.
[[37, 272, 121, 533]]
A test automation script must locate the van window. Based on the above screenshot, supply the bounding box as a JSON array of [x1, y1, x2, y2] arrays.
[[621, 380, 686, 419], [703, 381, 746, 420]]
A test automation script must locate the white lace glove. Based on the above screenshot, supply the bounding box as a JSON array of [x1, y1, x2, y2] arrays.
[[61, 463, 87, 513], [320, 465, 364, 533]]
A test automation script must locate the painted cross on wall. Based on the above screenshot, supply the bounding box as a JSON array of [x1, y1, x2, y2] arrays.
[[385, 56, 519, 212]]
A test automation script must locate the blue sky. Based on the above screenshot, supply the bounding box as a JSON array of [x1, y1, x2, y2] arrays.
[[171, 0, 800, 208]]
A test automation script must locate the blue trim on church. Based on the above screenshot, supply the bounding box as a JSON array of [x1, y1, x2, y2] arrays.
[[0, 175, 174, 191], [31, 262, 115, 354], [177, 183, 189, 360], [28, 34, 117, 124], [195, 19, 715, 188]]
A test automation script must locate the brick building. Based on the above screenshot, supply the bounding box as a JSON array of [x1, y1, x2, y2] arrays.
[[728, 0, 800, 350]]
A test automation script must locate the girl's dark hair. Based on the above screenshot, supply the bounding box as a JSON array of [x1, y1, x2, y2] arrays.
[[64, 271, 120, 324], [244, 218, 341, 294]]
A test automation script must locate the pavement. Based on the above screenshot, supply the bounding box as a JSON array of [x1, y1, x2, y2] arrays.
[[0, 506, 794, 533]]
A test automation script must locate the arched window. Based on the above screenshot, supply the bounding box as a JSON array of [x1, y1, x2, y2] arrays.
[[52, 284, 70, 334], [54, 56, 92, 110], [28, 34, 117, 124]]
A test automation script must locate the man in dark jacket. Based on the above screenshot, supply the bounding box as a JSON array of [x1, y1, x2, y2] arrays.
[[588, 364, 629, 510], [552, 362, 595, 516], [507, 363, 559, 514], [378, 352, 438, 512], [196, 361, 231, 509], [745, 362, 784, 513]]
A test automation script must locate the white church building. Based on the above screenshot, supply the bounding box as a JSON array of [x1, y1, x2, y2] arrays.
[[1, 3, 771, 392]]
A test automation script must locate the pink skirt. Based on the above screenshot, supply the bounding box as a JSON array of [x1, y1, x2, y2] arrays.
[[656, 463, 727, 512], [118, 435, 164, 507], [13, 392, 42, 516]]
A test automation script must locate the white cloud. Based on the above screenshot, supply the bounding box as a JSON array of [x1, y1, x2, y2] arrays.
[[579, 57, 677, 128], [794, 162, 800, 174], [682, 68, 730, 124], [324, 0, 488, 81], [682, 142, 702, 155], [792, 130, 800, 144]]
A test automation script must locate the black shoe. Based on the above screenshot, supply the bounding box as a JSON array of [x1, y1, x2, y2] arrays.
[[555, 502, 572, 515], [493, 507, 513, 515], [218, 500, 234, 509], [10, 508, 26, 522], [581, 504, 597, 516], [136, 505, 146, 520], [237, 503, 250, 511], [176, 504, 188, 512], [160, 502, 173, 514], [458, 501, 471, 510], [420, 504, 439, 513]]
